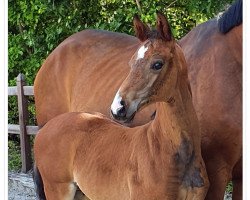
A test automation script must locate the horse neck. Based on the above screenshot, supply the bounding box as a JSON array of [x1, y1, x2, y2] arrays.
[[153, 87, 198, 140], [150, 51, 200, 147], [225, 24, 242, 66]]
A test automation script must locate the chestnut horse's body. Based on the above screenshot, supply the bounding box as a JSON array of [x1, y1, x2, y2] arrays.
[[34, 13, 209, 200], [34, 1, 242, 199], [34, 106, 207, 200]]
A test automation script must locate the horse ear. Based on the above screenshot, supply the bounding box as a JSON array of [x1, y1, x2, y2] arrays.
[[133, 14, 150, 42], [156, 12, 173, 41]]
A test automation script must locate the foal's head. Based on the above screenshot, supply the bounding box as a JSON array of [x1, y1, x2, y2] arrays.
[[111, 12, 187, 123]]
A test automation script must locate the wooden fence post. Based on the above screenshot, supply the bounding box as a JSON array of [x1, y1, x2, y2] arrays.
[[17, 73, 32, 172]]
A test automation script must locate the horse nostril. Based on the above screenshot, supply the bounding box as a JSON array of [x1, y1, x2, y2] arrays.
[[117, 105, 126, 118], [120, 100, 125, 106]]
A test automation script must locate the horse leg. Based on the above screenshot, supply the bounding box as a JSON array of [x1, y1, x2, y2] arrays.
[[204, 159, 232, 200], [43, 179, 77, 200], [232, 179, 242, 200], [232, 157, 242, 200]]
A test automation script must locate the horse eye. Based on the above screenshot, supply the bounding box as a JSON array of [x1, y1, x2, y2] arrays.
[[151, 61, 164, 71]]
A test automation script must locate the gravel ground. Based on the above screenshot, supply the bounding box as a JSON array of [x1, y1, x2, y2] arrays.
[[8, 172, 36, 200], [8, 172, 232, 200]]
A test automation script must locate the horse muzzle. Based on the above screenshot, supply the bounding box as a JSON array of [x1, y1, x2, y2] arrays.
[[110, 104, 136, 123]]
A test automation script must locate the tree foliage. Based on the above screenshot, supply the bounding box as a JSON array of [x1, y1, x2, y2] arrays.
[[8, 0, 233, 84]]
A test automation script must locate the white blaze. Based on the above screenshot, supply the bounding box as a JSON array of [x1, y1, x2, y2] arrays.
[[111, 91, 123, 115], [136, 45, 148, 60]]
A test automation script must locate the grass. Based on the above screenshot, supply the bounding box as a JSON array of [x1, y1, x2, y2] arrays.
[[8, 136, 35, 172], [8, 139, 22, 171], [226, 181, 233, 193]]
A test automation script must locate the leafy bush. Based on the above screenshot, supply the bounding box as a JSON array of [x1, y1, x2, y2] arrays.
[[8, 0, 233, 86]]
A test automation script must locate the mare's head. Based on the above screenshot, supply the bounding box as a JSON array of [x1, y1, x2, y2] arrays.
[[111, 12, 188, 123]]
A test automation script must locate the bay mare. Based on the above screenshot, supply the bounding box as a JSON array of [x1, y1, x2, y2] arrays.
[[34, 13, 209, 200], [179, 1, 242, 199], [34, 1, 242, 199]]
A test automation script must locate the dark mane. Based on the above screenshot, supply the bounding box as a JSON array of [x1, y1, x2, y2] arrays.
[[218, 0, 242, 34]]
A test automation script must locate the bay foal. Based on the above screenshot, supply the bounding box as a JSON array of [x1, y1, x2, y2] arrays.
[[34, 13, 209, 200]]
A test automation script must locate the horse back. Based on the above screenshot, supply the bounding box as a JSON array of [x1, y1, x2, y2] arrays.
[[34, 30, 140, 126]]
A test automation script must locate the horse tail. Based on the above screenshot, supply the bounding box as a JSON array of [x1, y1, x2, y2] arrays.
[[33, 164, 46, 200]]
